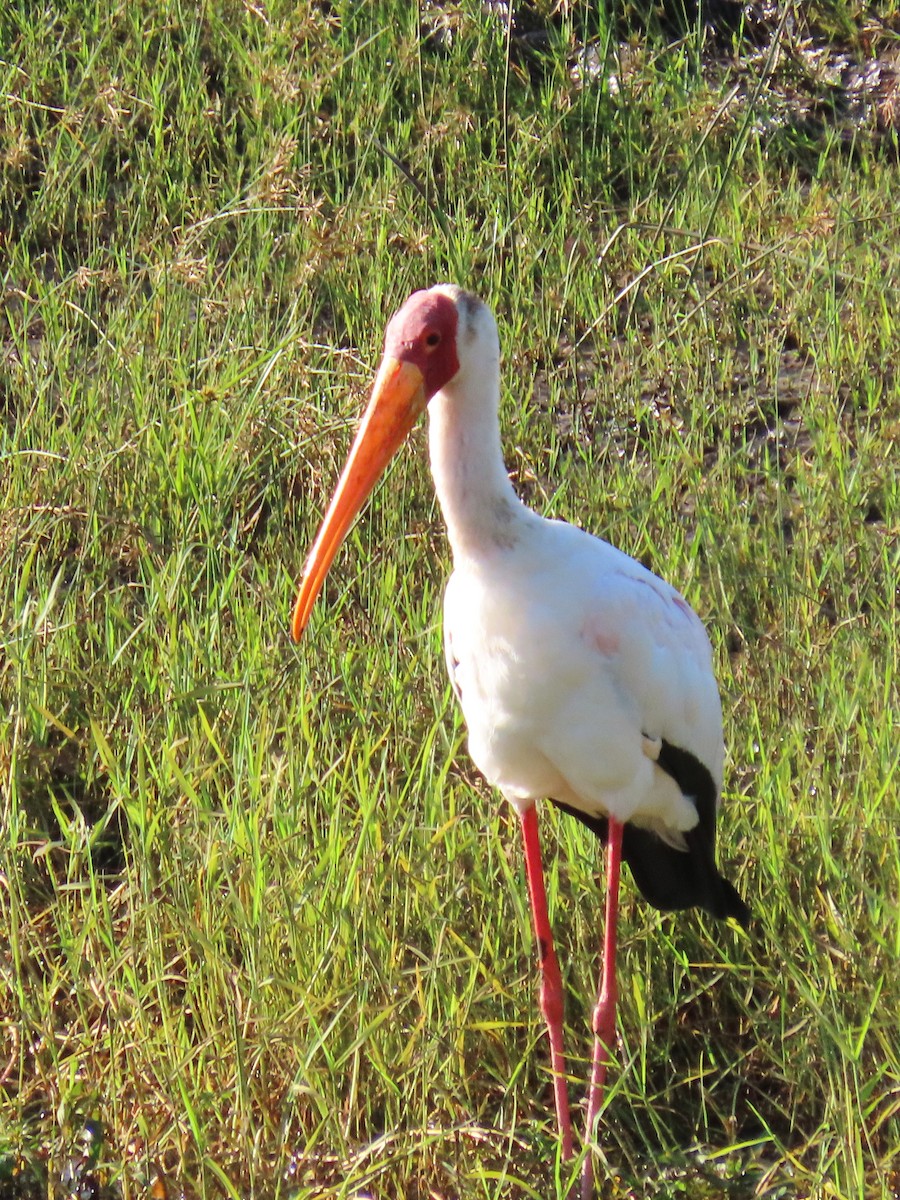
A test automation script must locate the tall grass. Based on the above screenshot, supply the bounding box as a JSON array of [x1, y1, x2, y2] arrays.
[[2, 2, 899, 1196]]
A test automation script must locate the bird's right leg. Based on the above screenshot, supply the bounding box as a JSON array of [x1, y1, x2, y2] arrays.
[[520, 805, 575, 1161], [580, 814, 624, 1200]]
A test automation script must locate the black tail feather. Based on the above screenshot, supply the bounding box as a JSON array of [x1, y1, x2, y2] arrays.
[[550, 738, 750, 928]]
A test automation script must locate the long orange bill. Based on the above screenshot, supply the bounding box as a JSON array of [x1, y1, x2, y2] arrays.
[[291, 356, 427, 643]]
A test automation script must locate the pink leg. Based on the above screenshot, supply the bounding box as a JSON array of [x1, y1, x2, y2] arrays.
[[581, 815, 624, 1200], [520, 806, 575, 1161]]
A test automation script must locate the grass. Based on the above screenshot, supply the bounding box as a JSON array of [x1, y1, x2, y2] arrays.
[[2, 1, 899, 1196]]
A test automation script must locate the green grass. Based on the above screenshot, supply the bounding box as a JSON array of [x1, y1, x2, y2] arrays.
[[2, 1, 899, 1197]]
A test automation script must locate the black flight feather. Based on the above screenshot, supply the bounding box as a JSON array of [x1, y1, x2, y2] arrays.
[[550, 738, 750, 927]]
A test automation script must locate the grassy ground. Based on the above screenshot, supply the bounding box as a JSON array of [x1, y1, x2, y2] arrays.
[[2, 2, 899, 1197]]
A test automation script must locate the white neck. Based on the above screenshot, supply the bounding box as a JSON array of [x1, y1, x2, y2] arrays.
[[427, 371, 524, 562]]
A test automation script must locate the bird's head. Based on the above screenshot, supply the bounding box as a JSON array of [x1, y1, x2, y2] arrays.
[[290, 285, 483, 642]]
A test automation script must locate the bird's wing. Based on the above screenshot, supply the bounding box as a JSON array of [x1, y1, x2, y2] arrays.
[[442, 520, 724, 829], [536, 527, 724, 819], [583, 545, 724, 779]]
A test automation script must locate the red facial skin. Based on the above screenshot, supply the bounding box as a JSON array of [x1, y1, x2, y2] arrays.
[[383, 290, 460, 400]]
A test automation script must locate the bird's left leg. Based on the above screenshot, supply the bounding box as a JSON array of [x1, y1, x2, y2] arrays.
[[519, 805, 575, 1161], [581, 814, 624, 1199]]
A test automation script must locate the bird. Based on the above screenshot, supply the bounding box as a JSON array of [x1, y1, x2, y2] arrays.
[[290, 284, 750, 1199]]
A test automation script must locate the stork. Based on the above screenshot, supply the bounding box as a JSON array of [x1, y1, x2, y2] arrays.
[[291, 285, 749, 1198]]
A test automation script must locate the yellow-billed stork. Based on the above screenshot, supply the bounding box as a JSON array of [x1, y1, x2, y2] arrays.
[[291, 285, 749, 1198]]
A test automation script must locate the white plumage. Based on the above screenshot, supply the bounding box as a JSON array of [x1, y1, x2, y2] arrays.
[[429, 286, 722, 839]]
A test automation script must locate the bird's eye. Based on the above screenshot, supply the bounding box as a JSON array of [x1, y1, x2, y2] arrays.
[[424, 330, 442, 350]]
